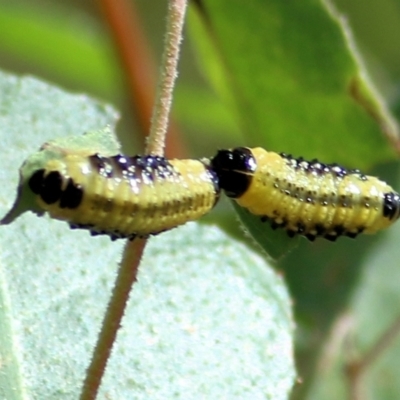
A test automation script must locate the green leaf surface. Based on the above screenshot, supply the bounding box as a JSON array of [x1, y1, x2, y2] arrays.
[[231, 201, 300, 262], [189, 0, 397, 169], [0, 71, 295, 399], [187, 2, 400, 399]]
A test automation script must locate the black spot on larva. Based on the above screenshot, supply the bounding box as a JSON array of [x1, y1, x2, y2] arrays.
[[28, 169, 46, 194], [134, 155, 154, 169], [286, 230, 296, 238], [333, 225, 345, 236], [280, 154, 303, 171], [324, 233, 338, 242], [323, 226, 346, 241], [274, 219, 287, 229], [280, 153, 360, 180], [151, 157, 174, 179], [59, 179, 83, 209], [89, 153, 104, 170], [87, 228, 128, 240], [132, 155, 174, 181], [110, 154, 131, 172], [108, 154, 136, 179], [306, 233, 316, 241], [328, 164, 346, 179], [133, 158, 148, 177], [89, 154, 114, 178], [149, 155, 171, 171], [345, 231, 358, 239], [210, 147, 256, 198], [90, 154, 177, 182], [346, 169, 367, 181], [315, 224, 326, 236], [296, 222, 306, 234], [345, 227, 364, 239], [359, 174, 367, 181], [69, 222, 95, 230], [307, 160, 328, 175], [41, 171, 63, 204], [383, 192, 400, 220]]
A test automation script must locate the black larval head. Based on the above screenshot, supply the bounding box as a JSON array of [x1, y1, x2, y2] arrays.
[[210, 147, 256, 198], [383, 192, 400, 220]]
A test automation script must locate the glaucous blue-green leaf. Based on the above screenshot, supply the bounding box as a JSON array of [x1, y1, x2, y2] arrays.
[[0, 71, 295, 399]]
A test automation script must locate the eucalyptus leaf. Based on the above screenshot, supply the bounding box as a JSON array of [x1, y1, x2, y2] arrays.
[[0, 71, 295, 399], [189, 0, 397, 168]]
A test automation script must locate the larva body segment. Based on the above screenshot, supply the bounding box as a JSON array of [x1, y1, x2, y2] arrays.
[[211, 147, 400, 241], [28, 153, 220, 240]]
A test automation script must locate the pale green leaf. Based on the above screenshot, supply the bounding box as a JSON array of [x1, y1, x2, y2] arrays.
[[0, 71, 295, 399]]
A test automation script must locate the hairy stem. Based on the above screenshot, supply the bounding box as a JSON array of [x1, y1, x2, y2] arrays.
[[80, 1, 188, 398], [99, 0, 188, 158], [80, 239, 146, 400], [147, 0, 188, 155]]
